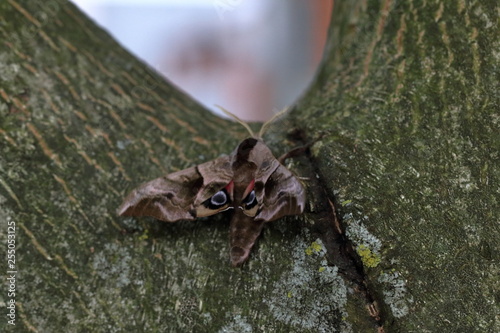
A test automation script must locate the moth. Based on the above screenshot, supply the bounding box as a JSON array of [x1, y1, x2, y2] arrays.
[[118, 107, 305, 266]]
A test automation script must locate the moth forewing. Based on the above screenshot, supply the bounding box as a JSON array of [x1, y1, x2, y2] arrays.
[[191, 155, 233, 207], [118, 173, 202, 222], [255, 164, 306, 222]]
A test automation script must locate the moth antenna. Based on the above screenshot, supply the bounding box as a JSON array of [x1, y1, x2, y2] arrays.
[[215, 105, 255, 138], [258, 106, 289, 138]]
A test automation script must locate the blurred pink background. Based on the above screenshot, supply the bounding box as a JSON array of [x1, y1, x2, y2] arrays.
[[72, 0, 332, 121]]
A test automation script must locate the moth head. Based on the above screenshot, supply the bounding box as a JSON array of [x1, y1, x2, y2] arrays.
[[196, 181, 234, 217]]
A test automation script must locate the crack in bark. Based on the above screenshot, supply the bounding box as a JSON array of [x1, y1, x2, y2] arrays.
[[287, 129, 386, 332]]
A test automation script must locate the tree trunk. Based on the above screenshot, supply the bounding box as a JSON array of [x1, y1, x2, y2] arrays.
[[0, 1, 497, 332]]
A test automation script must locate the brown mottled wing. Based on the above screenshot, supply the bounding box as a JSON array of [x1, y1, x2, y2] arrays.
[[118, 155, 233, 222], [255, 164, 305, 222]]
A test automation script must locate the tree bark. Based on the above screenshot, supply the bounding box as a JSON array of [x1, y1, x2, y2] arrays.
[[0, 0, 497, 332]]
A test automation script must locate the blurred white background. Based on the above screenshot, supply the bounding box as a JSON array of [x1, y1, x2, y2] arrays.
[[71, 0, 332, 121]]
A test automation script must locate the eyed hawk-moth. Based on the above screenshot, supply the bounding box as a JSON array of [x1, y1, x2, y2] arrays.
[[118, 108, 305, 266]]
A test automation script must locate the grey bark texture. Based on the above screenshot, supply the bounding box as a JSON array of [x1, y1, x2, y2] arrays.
[[0, 0, 498, 332]]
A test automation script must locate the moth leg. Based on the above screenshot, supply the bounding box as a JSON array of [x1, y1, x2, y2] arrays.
[[279, 140, 320, 164], [278, 132, 328, 164]]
